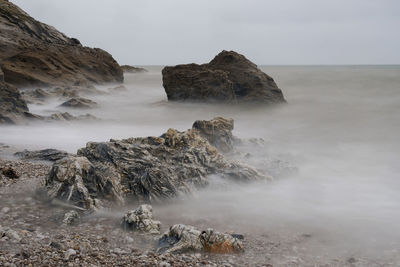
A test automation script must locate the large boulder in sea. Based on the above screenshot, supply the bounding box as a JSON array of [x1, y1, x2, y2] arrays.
[[43, 117, 269, 209], [162, 50, 286, 104]]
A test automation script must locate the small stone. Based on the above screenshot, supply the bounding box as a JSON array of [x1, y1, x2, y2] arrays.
[[49, 241, 63, 250], [1, 167, 19, 179], [1, 207, 10, 213], [64, 249, 76, 261], [62, 210, 80, 226], [121, 205, 161, 234], [159, 261, 171, 267]]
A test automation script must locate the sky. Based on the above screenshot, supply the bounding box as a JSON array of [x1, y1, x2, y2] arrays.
[[13, 0, 400, 65]]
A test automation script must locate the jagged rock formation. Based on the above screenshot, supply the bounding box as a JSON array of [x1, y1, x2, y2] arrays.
[[43, 118, 269, 209], [192, 117, 235, 153], [121, 65, 148, 73], [157, 224, 244, 254], [121, 205, 161, 234], [162, 50, 286, 104]]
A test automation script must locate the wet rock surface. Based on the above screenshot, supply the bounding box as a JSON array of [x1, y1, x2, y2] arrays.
[[60, 97, 98, 109], [157, 224, 244, 254], [44, 118, 267, 209], [121, 204, 161, 234], [162, 50, 286, 104], [14, 148, 69, 162]]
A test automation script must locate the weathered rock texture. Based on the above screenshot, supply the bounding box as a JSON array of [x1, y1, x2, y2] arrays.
[[14, 148, 70, 162], [162, 50, 285, 104], [121, 65, 148, 73], [43, 118, 268, 209], [0, 0, 123, 124], [0, 1, 123, 87], [44, 156, 124, 210], [62, 210, 80, 226], [0, 80, 31, 123], [192, 117, 235, 153], [157, 224, 244, 254], [121, 204, 161, 234], [60, 97, 98, 109]]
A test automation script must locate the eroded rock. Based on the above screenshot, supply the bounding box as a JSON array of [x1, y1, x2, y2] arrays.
[[45, 112, 97, 122], [44, 156, 124, 210], [192, 117, 234, 153], [62, 210, 80, 225], [43, 118, 268, 209], [157, 224, 244, 254], [60, 97, 98, 109], [15, 149, 69, 162], [0, 80, 31, 124], [162, 50, 286, 104], [121, 204, 161, 234], [0, 1, 123, 124], [0, 1, 123, 87]]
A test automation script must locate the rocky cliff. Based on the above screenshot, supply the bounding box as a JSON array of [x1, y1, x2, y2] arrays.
[[0, 0, 123, 87], [0, 0, 123, 123]]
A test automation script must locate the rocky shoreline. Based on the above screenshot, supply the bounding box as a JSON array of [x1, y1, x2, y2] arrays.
[[0, 157, 388, 266]]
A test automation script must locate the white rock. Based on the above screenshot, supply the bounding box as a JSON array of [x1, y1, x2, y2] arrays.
[[1, 207, 10, 213], [64, 248, 76, 261]]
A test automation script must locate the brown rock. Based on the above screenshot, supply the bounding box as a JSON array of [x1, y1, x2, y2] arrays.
[[162, 50, 286, 104], [192, 117, 234, 153], [0, 1, 123, 124], [0, 1, 123, 87]]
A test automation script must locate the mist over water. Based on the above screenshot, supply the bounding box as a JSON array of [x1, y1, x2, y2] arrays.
[[1, 65, 400, 259]]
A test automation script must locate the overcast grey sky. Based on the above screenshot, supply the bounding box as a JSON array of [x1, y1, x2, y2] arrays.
[[13, 0, 400, 65]]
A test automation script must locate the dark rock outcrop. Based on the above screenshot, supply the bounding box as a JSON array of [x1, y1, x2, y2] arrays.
[[0, 1, 123, 87], [43, 118, 269, 209], [14, 149, 69, 162], [0, 80, 31, 124], [157, 224, 244, 254], [60, 97, 98, 109], [162, 50, 285, 104], [44, 156, 124, 210], [121, 65, 148, 73]]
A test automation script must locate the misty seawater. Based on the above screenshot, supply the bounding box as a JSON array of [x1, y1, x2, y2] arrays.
[[1, 65, 400, 261]]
